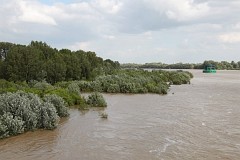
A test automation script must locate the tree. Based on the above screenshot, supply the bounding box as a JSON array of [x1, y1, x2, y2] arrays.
[[4, 45, 44, 82], [45, 54, 66, 84]]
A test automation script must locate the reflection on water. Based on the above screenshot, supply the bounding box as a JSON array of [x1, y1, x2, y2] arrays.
[[1, 70, 240, 160]]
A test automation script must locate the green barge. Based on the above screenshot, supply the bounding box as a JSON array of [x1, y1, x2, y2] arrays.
[[203, 64, 216, 73]]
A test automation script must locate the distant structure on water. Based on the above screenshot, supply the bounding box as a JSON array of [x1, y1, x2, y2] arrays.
[[203, 64, 216, 73]]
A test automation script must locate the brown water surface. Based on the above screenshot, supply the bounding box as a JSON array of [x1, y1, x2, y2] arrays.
[[0, 70, 240, 160]]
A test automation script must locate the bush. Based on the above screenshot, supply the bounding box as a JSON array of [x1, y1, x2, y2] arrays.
[[76, 81, 92, 92], [0, 91, 61, 139], [0, 92, 39, 131], [67, 82, 81, 95], [107, 84, 120, 93], [43, 94, 69, 117], [170, 72, 191, 85], [33, 81, 54, 90], [0, 113, 24, 137], [46, 88, 84, 106], [87, 92, 107, 107], [38, 102, 59, 130], [0, 120, 8, 139]]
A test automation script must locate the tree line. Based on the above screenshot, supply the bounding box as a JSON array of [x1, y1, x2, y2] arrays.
[[0, 41, 120, 84], [121, 60, 240, 70]]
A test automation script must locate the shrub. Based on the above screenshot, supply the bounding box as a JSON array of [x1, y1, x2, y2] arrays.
[[0, 113, 25, 136], [0, 120, 8, 139], [43, 94, 69, 117], [0, 91, 42, 131], [76, 81, 92, 92], [38, 102, 59, 130], [33, 81, 54, 90], [87, 92, 107, 107], [170, 72, 191, 85], [100, 112, 108, 119], [0, 91, 61, 139], [119, 82, 137, 93], [107, 84, 120, 93], [54, 81, 71, 88], [90, 81, 103, 92], [67, 82, 81, 95], [46, 88, 76, 106]]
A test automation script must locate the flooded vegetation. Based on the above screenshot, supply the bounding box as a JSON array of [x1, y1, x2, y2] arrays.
[[0, 70, 240, 159], [0, 41, 194, 140]]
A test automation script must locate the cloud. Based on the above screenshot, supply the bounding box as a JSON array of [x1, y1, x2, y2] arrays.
[[68, 41, 92, 51], [145, 0, 210, 21], [91, 0, 123, 14], [233, 22, 240, 29], [219, 33, 240, 43], [18, 1, 57, 25], [1, 0, 240, 63]]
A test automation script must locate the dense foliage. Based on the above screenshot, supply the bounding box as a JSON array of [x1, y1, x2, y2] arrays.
[[0, 41, 120, 84], [69, 69, 193, 94], [87, 92, 107, 107], [0, 91, 66, 139], [121, 60, 240, 70], [43, 94, 69, 117]]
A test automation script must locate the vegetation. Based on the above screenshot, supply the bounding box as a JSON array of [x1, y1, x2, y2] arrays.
[[0, 91, 62, 139], [43, 94, 69, 117], [72, 69, 193, 94], [0, 41, 120, 84], [0, 41, 195, 139], [87, 92, 107, 107], [121, 60, 240, 70], [100, 112, 108, 119]]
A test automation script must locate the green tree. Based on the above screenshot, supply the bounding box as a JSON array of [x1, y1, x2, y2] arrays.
[[5, 45, 44, 82], [45, 54, 66, 84]]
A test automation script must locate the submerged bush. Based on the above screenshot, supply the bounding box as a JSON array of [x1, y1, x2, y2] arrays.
[[87, 92, 107, 107], [43, 94, 69, 117], [107, 84, 120, 93], [38, 102, 59, 130], [0, 91, 64, 139], [0, 120, 8, 139], [170, 72, 191, 85], [0, 113, 24, 137]]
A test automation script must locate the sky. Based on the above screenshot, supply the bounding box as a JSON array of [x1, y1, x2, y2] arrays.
[[1, 0, 240, 63]]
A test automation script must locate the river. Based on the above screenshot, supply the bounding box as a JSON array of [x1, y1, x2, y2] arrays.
[[0, 70, 240, 160]]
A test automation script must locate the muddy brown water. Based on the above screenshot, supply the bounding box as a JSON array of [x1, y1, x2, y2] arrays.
[[0, 70, 240, 160]]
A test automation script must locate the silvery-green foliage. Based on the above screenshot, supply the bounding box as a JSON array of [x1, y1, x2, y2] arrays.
[[0, 113, 24, 136], [107, 84, 120, 93], [39, 102, 59, 129], [67, 82, 80, 95], [87, 92, 107, 107], [43, 94, 69, 117], [0, 91, 61, 138], [90, 81, 102, 92], [0, 91, 39, 131], [76, 81, 91, 91], [0, 120, 8, 139], [33, 81, 53, 90]]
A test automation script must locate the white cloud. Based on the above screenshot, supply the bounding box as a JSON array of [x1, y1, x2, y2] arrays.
[[103, 35, 116, 40], [92, 0, 123, 14], [233, 22, 240, 29], [68, 41, 92, 51], [18, 1, 57, 25], [144, 0, 210, 21], [219, 32, 240, 43]]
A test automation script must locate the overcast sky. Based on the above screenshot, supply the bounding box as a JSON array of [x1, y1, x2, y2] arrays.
[[1, 0, 240, 63]]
